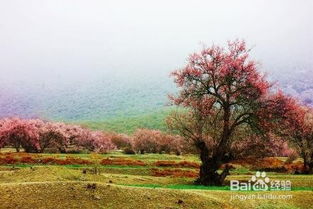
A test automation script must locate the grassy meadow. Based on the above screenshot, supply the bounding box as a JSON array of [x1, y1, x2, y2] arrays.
[[78, 109, 171, 134], [0, 149, 312, 209]]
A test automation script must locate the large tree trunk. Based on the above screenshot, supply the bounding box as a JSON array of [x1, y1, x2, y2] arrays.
[[14, 143, 20, 152], [301, 153, 313, 174], [195, 106, 232, 186], [195, 141, 230, 186], [308, 147, 313, 174], [308, 162, 313, 174], [303, 154, 308, 173], [15, 146, 20, 152]]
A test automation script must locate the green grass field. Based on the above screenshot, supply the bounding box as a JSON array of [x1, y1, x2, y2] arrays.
[[0, 149, 313, 209], [77, 109, 171, 134]]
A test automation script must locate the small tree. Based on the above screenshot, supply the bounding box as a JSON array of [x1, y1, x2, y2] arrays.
[[0, 118, 41, 152], [38, 122, 67, 153], [132, 129, 161, 154], [90, 131, 116, 153], [301, 112, 313, 173], [111, 133, 133, 149], [168, 40, 291, 185], [278, 100, 313, 174], [132, 129, 184, 154]]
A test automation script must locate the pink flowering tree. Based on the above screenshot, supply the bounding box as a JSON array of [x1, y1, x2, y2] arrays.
[[90, 131, 116, 153], [132, 129, 184, 154], [276, 99, 313, 174], [167, 40, 294, 185], [0, 118, 116, 154], [111, 133, 133, 150], [133, 129, 161, 154], [0, 118, 41, 152], [38, 122, 67, 153]]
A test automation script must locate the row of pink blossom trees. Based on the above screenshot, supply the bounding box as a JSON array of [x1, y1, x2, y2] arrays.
[[0, 118, 188, 155], [0, 118, 115, 153]]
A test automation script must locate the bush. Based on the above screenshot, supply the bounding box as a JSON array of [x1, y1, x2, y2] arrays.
[[111, 134, 133, 149], [92, 131, 116, 153], [65, 147, 90, 154], [123, 147, 135, 154], [285, 152, 298, 164], [132, 129, 160, 154], [132, 129, 184, 154], [43, 147, 62, 153]]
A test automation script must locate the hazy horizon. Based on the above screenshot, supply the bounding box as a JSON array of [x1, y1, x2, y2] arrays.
[[0, 0, 312, 120]]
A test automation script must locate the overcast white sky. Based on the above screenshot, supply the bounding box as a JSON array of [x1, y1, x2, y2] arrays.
[[0, 0, 312, 86]]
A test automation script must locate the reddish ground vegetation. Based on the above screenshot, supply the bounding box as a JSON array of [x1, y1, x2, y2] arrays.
[[0, 156, 18, 164], [19, 156, 37, 164], [39, 157, 92, 165], [0, 155, 91, 165], [231, 157, 282, 167], [100, 158, 146, 166], [231, 157, 304, 173], [154, 160, 199, 168], [284, 161, 304, 172], [151, 168, 198, 178], [0, 152, 31, 157]]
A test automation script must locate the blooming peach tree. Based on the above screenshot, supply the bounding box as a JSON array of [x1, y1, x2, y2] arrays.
[[0, 118, 116, 153], [276, 98, 313, 174], [168, 40, 293, 185]]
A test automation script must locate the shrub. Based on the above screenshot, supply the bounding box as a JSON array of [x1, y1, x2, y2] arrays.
[[43, 147, 61, 153], [111, 134, 133, 149], [123, 147, 135, 154], [91, 131, 116, 153], [65, 147, 90, 154], [158, 134, 184, 155], [132, 129, 184, 154], [132, 129, 161, 154], [285, 152, 298, 164]]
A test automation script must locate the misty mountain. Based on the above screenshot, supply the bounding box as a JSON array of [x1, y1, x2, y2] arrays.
[[0, 70, 175, 120], [0, 66, 312, 121]]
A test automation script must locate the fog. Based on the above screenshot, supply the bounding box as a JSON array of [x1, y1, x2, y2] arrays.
[[0, 0, 312, 119]]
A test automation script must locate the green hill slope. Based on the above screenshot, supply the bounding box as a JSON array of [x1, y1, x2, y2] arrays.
[[78, 108, 174, 134]]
